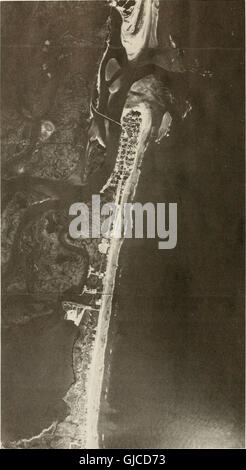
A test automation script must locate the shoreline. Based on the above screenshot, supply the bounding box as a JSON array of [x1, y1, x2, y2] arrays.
[[4, 101, 154, 450], [84, 103, 153, 449]]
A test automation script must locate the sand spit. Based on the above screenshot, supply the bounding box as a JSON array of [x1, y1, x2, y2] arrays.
[[85, 103, 153, 448], [7, 73, 166, 448]]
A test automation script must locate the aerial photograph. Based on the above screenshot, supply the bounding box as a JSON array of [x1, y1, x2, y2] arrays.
[[1, 0, 245, 453]]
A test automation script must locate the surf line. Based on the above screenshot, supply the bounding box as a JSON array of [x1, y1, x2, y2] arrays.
[[84, 103, 153, 448]]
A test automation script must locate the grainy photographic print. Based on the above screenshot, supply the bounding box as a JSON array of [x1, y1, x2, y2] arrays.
[[0, 0, 245, 453]]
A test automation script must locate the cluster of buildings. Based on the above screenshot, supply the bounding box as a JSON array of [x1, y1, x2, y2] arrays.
[[101, 110, 142, 202], [65, 110, 143, 326]]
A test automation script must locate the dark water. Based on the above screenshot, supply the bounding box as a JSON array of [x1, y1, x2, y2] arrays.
[[99, 2, 244, 449], [2, 315, 78, 442], [1, 1, 109, 444], [1, 1, 244, 448]]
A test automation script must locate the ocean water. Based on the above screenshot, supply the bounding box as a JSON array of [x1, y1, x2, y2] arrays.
[[98, 1, 244, 449], [1, 1, 244, 448]]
